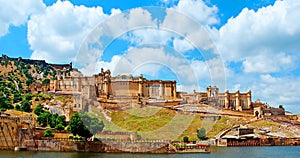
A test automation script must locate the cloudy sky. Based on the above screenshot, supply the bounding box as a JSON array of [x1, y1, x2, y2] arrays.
[[1, 0, 300, 113]]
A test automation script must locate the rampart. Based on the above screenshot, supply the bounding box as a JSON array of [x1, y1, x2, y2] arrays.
[[25, 139, 170, 153]]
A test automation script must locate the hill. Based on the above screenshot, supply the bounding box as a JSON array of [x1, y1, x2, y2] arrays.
[[0, 54, 72, 112]]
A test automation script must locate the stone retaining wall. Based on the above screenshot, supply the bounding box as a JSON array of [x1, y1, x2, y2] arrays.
[[25, 140, 169, 153]]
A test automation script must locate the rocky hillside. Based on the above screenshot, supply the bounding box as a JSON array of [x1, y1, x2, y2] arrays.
[[0, 55, 68, 112]]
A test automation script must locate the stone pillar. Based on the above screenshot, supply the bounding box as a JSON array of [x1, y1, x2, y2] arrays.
[[225, 90, 229, 109], [173, 82, 177, 100], [159, 81, 164, 99], [236, 90, 241, 111], [104, 78, 109, 97], [53, 80, 57, 91], [247, 90, 252, 109], [57, 70, 61, 80], [62, 70, 66, 79], [138, 74, 143, 97], [78, 78, 82, 91]]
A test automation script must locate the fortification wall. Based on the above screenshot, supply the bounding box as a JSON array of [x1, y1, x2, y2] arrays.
[[25, 140, 169, 153]]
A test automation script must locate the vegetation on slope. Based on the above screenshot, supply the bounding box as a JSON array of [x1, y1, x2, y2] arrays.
[[0, 58, 55, 112], [206, 117, 244, 138], [110, 106, 176, 132]]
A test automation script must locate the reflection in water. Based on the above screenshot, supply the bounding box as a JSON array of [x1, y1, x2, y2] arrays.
[[0, 146, 300, 158]]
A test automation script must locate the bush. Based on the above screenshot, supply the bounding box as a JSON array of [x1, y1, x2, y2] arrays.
[[44, 129, 54, 137], [26, 79, 33, 86], [24, 93, 33, 101], [197, 128, 208, 140], [15, 104, 21, 111], [37, 112, 52, 127], [20, 100, 31, 112], [0, 94, 14, 109], [34, 104, 44, 116], [183, 136, 189, 142], [42, 78, 50, 85], [13, 93, 22, 103], [55, 123, 65, 131], [68, 135, 74, 139]]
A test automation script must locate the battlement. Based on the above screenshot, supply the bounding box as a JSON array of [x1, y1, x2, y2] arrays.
[[0, 54, 72, 70], [0, 115, 35, 124]]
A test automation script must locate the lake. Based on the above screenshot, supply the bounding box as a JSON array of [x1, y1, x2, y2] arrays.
[[0, 146, 299, 157]]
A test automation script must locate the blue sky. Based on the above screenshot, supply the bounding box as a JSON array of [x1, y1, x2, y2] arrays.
[[1, 0, 300, 113]]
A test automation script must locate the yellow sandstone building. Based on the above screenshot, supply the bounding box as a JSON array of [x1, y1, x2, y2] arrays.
[[50, 68, 177, 109], [179, 85, 252, 111], [50, 67, 251, 111]]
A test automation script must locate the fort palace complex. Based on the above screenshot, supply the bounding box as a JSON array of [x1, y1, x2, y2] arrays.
[[49, 65, 252, 112], [0, 54, 285, 117]]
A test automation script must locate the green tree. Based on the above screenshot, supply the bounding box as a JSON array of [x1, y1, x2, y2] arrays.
[[37, 111, 52, 127], [0, 93, 13, 110], [42, 78, 50, 85], [34, 104, 44, 116], [80, 112, 104, 135], [44, 129, 54, 137], [58, 115, 67, 126], [26, 64, 31, 69], [50, 114, 59, 128], [197, 128, 207, 140], [15, 104, 21, 111], [7, 82, 14, 89], [4, 100, 13, 109], [24, 93, 33, 101], [183, 136, 189, 142], [20, 100, 31, 112], [67, 112, 91, 137], [13, 92, 22, 103], [26, 79, 33, 86], [55, 123, 65, 131]]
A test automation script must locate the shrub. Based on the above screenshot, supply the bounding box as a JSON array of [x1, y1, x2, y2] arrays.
[[42, 78, 50, 85], [183, 136, 189, 142], [197, 128, 208, 140], [44, 129, 54, 137], [20, 100, 31, 112], [34, 104, 44, 116], [15, 104, 21, 111], [55, 123, 65, 131]]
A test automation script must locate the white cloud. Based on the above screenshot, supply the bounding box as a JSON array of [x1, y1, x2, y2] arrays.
[[95, 7, 157, 39], [123, 28, 173, 46], [218, 0, 300, 73], [162, 7, 217, 52], [215, 0, 300, 113], [114, 0, 219, 54], [243, 53, 295, 73], [191, 57, 228, 90], [28, 0, 109, 63], [174, 0, 219, 25], [0, 0, 45, 37], [251, 74, 300, 113], [74, 7, 159, 70], [173, 37, 194, 53]]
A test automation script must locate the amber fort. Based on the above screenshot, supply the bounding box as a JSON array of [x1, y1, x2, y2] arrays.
[[0, 54, 284, 117]]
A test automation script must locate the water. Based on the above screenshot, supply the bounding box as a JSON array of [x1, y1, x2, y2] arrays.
[[0, 146, 299, 158]]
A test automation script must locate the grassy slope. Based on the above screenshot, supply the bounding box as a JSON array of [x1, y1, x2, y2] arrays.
[[93, 106, 245, 140], [110, 106, 176, 132]]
